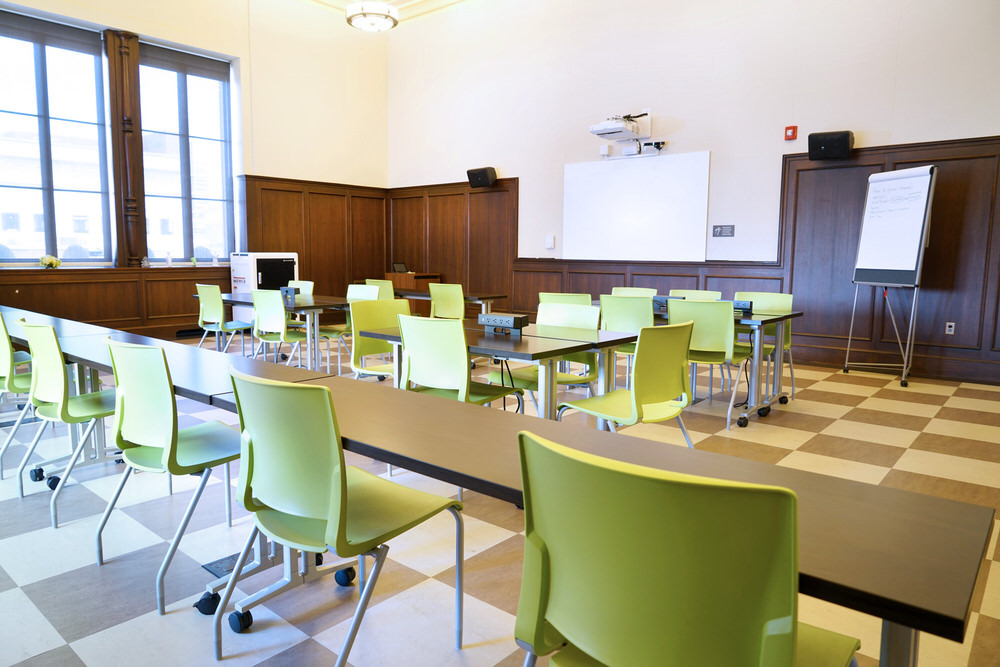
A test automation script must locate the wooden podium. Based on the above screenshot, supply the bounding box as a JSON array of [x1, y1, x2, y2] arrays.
[[386, 272, 440, 315]]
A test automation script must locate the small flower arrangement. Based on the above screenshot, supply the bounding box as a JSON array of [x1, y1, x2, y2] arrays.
[[40, 254, 62, 269]]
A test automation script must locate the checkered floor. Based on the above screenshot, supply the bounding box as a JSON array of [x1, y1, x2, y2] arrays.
[[1, 341, 998, 666]]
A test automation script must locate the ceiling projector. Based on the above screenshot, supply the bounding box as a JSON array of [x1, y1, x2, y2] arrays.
[[590, 117, 642, 140]]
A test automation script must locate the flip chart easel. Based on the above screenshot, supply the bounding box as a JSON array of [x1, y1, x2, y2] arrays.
[[844, 165, 937, 386]]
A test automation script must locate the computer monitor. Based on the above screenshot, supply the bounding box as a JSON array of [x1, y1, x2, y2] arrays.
[[392, 262, 407, 272]]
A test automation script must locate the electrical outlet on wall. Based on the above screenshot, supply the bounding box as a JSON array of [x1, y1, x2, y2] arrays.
[[945, 322, 956, 335]]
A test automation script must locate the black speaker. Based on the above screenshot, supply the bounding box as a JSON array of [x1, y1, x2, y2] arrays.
[[808, 131, 854, 160], [467, 167, 497, 188]]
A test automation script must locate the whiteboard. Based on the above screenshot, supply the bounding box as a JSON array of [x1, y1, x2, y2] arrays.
[[562, 151, 710, 262], [854, 165, 937, 287]]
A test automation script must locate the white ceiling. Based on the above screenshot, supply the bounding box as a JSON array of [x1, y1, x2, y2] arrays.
[[312, 0, 468, 22]]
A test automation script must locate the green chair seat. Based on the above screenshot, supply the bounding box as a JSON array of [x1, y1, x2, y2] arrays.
[[350, 298, 411, 381], [13, 350, 30, 365], [35, 387, 115, 423], [252, 289, 310, 367], [196, 283, 251, 355]]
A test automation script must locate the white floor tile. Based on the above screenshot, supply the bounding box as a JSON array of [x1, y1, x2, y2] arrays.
[[387, 512, 516, 577], [0, 588, 66, 664]]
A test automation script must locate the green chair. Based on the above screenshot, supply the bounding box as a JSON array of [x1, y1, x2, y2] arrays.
[[669, 288, 722, 300], [95, 340, 241, 615], [514, 430, 861, 666], [251, 289, 310, 367], [486, 303, 599, 417], [314, 283, 380, 374], [611, 286, 657, 297], [365, 278, 395, 299], [398, 314, 523, 412], [284, 279, 315, 328], [537, 292, 592, 306], [736, 291, 796, 398], [16, 322, 116, 528], [215, 369, 465, 664], [196, 283, 252, 355], [349, 298, 410, 381], [429, 282, 466, 319], [0, 315, 32, 479], [599, 294, 654, 388], [556, 322, 694, 446], [668, 299, 752, 429]]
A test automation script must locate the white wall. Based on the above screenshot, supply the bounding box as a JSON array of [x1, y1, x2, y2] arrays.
[[386, 0, 1000, 261], [2, 0, 390, 186]]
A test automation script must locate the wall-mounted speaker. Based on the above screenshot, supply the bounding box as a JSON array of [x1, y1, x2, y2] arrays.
[[467, 167, 497, 188], [808, 131, 854, 160]]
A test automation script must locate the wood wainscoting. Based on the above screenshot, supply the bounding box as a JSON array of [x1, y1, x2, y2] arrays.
[[0, 266, 230, 339]]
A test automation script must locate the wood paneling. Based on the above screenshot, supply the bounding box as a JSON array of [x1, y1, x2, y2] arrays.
[[512, 270, 565, 312], [307, 192, 349, 296], [568, 270, 625, 298], [427, 193, 467, 284], [390, 196, 427, 273], [257, 187, 307, 259], [468, 187, 515, 312], [350, 195, 387, 283]]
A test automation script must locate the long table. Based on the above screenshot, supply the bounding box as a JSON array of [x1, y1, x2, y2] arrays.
[[217, 375, 993, 667], [7, 306, 994, 666], [392, 290, 505, 314]]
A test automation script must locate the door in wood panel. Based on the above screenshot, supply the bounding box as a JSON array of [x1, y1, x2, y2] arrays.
[[427, 193, 467, 285], [885, 155, 998, 349], [308, 192, 349, 296], [350, 195, 386, 283], [468, 190, 513, 310], [789, 164, 882, 340], [390, 195, 426, 273], [257, 187, 307, 257]]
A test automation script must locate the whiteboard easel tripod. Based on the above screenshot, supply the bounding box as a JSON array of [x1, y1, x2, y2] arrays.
[[844, 165, 938, 387]]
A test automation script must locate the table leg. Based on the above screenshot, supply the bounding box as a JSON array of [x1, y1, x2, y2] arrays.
[[305, 312, 317, 371], [770, 320, 787, 402], [391, 341, 403, 389], [537, 359, 557, 420], [743, 325, 765, 420], [595, 348, 615, 430], [880, 620, 919, 667]]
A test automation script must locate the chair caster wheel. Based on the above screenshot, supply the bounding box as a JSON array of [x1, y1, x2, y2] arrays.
[[778, 395, 789, 405], [335, 567, 356, 586], [843, 367, 849, 373], [315, 553, 324, 566], [193, 592, 220, 615], [757, 406, 770, 418], [29, 467, 45, 482], [737, 417, 749, 428], [900, 380, 908, 387], [229, 610, 253, 633], [46, 476, 60, 490], [115, 458, 124, 464], [377, 375, 387, 381]]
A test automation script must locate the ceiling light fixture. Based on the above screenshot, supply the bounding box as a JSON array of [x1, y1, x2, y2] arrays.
[[346, 1, 399, 32]]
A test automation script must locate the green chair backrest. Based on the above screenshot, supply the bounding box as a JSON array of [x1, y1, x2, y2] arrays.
[[668, 299, 737, 361], [429, 283, 466, 319], [536, 303, 599, 329], [229, 369, 349, 554], [350, 298, 411, 368], [365, 278, 395, 300], [108, 340, 179, 470], [346, 283, 379, 302], [516, 430, 798, 665], [398, 315, 470, 400], [21, 322, 70, 417], [0, 315, 21, 385], [288, 280, 314, 296], [537, 292, 592, 306], [631, 321, 693, 419], [735, 291, 794, 346], [251, 289, 288, 337], [669, 289, 722, 300], [610, 286, 657, 297], [196, 283, 226, 327], [599, 294, 653, 333]]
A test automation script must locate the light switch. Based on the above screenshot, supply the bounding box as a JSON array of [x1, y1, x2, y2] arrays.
[[545, 234, 556, 249]]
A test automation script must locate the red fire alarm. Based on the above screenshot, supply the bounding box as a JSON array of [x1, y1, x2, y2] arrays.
[[784, 125, 798, 141]]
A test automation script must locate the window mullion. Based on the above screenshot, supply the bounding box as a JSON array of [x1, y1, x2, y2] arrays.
[[94, 48, 113, 263], [34, 41, 57, 256], [177, 70, 193, 260]]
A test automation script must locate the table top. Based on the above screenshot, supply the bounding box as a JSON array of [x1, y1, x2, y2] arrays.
[[523, 323, 636, 348], [218, 292, 349, 312], [282, 375, 992, 644], [393, 290, 506, 302], [3, 307, 116, 339], [360, 324, 594, 361], [654, 306, 805, 327]]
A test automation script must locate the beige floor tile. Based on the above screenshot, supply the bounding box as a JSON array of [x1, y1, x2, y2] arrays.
[[806, 380, 881, 398], [711, 422, 815, 449], [945, 396, 1000, 414], [959, 382, 1000, 394], [820, 420, 921, 448], [900, 380, 961, 397], [790, 367, 836, 381], [918, 612, 978, 667], [781, 398, 853, 420], [894, 449, 1000, 489], [856, 396, 943, 419], [925, 418, 1000, 444], [617, 422, 708, 447], [777, 451, 890, 485], [797, 594, 882, 662], [979, 561, 1000, 618], [0, 588, 66, 665]]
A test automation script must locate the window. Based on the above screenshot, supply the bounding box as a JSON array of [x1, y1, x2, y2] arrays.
[[2, 213, 19, 231], [0, 12, 112, 264], [140, 44, 234, 262]]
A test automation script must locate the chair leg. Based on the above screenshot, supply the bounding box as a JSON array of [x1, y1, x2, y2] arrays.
[[224, 461, 232, 528], [677, 415, 694, 448], [448, 506, 464, 649], [726, 359, 747, 430], [214, 524, 260, 660], [0, 400, 31, 480], [51, 417, 99, 529], [787, 349, 796, 398], [157, 468, 213, 615], [16, 420, 49, 498], [221, 331, 236, 354], [336, 544, 390, 667], [198, 330, 209, 349], [96, 465, 133, 565]]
